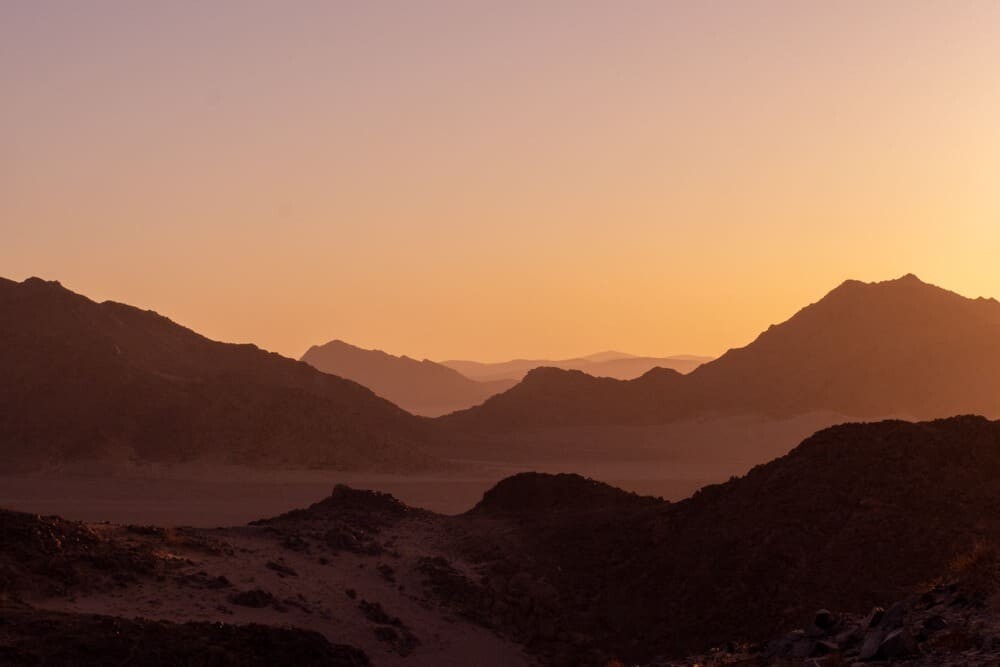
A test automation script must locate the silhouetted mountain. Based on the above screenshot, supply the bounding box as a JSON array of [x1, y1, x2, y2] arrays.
[[0, 277, 435, 471], [440, 275, 1000, 433], [300, 340, 515, 416], [441, 366, 686, 430], [440, 352, 709, 382]]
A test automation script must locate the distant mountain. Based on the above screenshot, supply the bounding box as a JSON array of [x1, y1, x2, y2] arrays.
[[441, 352, 710, 382], [0, 277, 435, 471], [300, 340, 516, 417], [441, 275, 1000, 433]]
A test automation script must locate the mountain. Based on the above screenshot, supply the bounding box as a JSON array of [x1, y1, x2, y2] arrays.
[[0, 277, 435, 471], [300, 340, 515, 417], [452, 415, 1000, 661], [440, 275, 1000, 433], [440, 352, 710, 382]]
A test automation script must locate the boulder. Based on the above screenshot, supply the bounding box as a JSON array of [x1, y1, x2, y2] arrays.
[[814, 609, 837, 630], [876, 628, 917, 659], [858, 629, 885, 660], [878, 602, 907, 631]]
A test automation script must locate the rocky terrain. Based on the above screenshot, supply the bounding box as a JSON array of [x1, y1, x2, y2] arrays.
[[665, 544, 1000, 666], [0, 604, 370, 666], [0, 485, 532, 666], [5, 416, 1000, 665], [0, 277, 435, 472]]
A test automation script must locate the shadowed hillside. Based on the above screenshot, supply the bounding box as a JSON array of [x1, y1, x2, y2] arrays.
[[440, 275, 1000, 433], [301, 340, 515, 416], [0, 277, 435, 471]]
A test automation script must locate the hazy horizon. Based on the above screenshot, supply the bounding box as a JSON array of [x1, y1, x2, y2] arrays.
[[6, 271, 993, 365], [4, 1, 1000, 361]]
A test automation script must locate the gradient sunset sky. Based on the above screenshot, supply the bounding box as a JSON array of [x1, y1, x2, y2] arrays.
[[3, 1, 999, 361]]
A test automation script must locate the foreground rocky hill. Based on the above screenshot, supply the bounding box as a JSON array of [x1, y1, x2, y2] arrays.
[[0, 277, 435, 471], [5, 416, 1000, 665]]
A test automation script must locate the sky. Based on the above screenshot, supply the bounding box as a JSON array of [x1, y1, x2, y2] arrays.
[[3, 1, 999, 362]]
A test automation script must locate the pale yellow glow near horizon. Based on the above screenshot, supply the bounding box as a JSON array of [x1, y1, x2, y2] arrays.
[[3, 2, 999, 361]]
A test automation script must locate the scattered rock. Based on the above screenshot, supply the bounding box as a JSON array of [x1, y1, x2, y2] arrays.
[[359, 600, 402, 627], [0, 605, 370, 666], [266, 561, 298, 577], [228, 588, 276, 609], [377, 563, 395, 582]]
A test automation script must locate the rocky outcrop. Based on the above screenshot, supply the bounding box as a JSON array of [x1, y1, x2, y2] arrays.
[[0, 509, 158, 597], [249, 484, 424, 556], [665, 575, 1000, 666]]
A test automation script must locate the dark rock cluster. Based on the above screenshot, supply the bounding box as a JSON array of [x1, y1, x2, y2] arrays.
[[0, 509, 158, 597], [357, 599, 419, 656], [661, 572, 1000, 665], [0, 604, 370, 666]]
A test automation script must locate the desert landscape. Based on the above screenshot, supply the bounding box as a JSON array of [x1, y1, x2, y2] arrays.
[[5, 1, 1000, 665]]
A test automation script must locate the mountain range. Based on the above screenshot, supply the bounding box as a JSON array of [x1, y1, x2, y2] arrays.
[[300, 340, 516, 416], [440, 274, 1000, 434], [0, 277, 433, 471], [441, 351, 710, 382], [5, 273, 1000, 475]]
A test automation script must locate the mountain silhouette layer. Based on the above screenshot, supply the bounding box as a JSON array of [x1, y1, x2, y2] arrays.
[[440, 275, 1000, 433], [301, 340, 515, 417], [441, 352, 709, 382], [0, 277, 434, 471]]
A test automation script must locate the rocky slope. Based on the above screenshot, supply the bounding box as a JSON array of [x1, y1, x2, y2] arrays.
[[665, 546, 1000, 666], [301, 339, 515, 417], [0, 277, 435, 471], [450, 416, 1000, 662]]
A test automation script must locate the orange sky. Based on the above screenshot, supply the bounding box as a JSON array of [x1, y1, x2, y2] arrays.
[[3, 2, 999, 361]]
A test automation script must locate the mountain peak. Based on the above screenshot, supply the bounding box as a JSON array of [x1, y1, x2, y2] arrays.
[[520, 366, 592, 385], [894, 272, 923, 283], [20, 276, 64, 289], [833, 273, 927, 293]]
